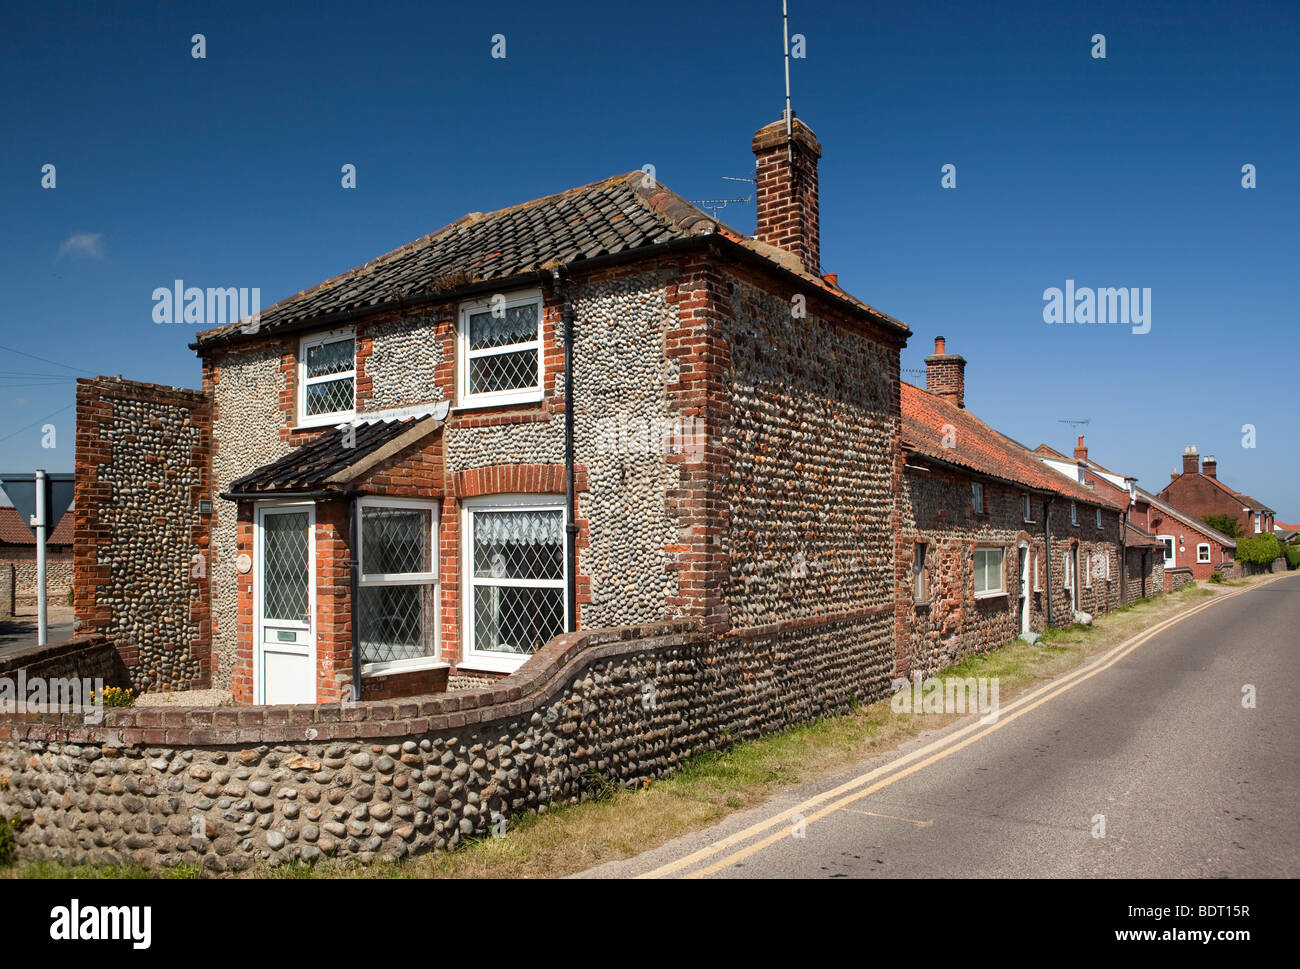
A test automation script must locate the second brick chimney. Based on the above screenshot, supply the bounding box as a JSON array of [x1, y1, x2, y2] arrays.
[[1074, 435, 1089, 463], [1182, 445, 1200, 475], [925, 336, 966, 408], [1203, 455, 1217, 479], [752, 115, 821, 274]]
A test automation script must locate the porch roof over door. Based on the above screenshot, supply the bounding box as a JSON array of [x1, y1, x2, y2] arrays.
[[221, 415, 442, 500]]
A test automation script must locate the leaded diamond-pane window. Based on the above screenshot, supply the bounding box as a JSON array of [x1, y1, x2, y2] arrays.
[[357, 501, 438, 667], [467, 502, 566, 662], [460, 295, 542, 403], [263, 512, 310, 621], [359, 585, 436, 664], [300, 330, 356, 420], [362, 506, 433, 577]]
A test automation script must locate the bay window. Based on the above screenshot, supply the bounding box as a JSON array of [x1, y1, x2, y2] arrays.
[[357, 499, 439, 671]]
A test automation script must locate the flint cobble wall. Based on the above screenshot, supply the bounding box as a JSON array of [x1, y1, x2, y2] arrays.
[[4, 551, 74, 611], [73, 377, 212, 692], [0, 612, 893, 870]]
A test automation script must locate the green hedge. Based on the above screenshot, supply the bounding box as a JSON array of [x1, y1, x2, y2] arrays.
[[1285, 544, 1300, 570], [1236, 533, 1282, 565]]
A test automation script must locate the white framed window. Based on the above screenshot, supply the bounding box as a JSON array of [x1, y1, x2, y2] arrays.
[[1023, 494, 1033, 522], [458, 289, 544, 407], [1032, 549, 1041, 591], [1095, 507, 1102, 529], [1085, 552, 1093, 588], [1064, 549, 1073, 589], [1071, 502, 1078, 526], [298, 328, 356, 426], [1254, 513, 1262, 533], [971, 482, 984, 515], [973, 547, 1004, 597], [1158, 535, 1176, 569], [462, 494, 567, 672], [1197, 543, 1211, 563], [357, 498, 440, 674]]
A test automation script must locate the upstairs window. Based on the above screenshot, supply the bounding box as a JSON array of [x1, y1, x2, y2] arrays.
[[299, 329, 356, 425], [1071, 502, 1079, 526], [971, 482, 984, 515], [459, 290, 544, 407], [1023, 494, 1033, 522], [1095, 507, 1102, 529]]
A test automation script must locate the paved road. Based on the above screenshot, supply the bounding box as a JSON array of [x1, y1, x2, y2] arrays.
[[583, 574, 1300, 878], [0, 607, 75, 658]]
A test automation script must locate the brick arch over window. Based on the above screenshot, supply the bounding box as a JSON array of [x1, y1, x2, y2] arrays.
[[452, 463, 588, 498]]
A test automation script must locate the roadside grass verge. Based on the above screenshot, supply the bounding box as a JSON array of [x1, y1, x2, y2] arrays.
[[5, 575, 1270, 880]]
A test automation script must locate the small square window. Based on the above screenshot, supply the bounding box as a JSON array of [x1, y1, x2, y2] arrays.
[[973, 547, 1004, 596], [1197, 543, 1211, 563]]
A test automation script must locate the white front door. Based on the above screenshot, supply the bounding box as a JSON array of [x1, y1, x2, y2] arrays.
[[255, 503, 317, 705], [1019, 546, 1030, 633]]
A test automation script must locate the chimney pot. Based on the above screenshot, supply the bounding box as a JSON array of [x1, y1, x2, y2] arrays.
[[1203, 455, 1217, 479], [752, 117, 822, 274], [1074, 435, 1088, 463], [925, 337, 966, 409]]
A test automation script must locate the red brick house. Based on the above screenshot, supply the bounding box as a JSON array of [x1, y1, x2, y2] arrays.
[[1035, 438, 1167, 602], [1159, 446, 1276, 539], [77, 115, 915, 706], [895, 340, 1124, 675], [1138, 487, 1237, 581]]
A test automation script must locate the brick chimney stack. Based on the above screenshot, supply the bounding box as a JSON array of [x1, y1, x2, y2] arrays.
[[1203, 455, 1217, 479], [752, 115, 821, 274], [1182, 445, 1200, 475], [925, 336, 967, 408], [1074, 435, 1089, 463]]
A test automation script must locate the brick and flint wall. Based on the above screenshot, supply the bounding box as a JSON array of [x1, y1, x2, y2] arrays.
[[74, 377, 212, 692]]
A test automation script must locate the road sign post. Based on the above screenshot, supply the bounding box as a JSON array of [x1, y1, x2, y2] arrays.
[[0, 469, 75, 646]]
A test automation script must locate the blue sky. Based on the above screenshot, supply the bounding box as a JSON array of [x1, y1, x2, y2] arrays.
[[2, 0, 1297, 516]]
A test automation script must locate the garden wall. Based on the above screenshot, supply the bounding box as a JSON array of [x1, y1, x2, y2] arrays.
[[0, 612, 894, 870]]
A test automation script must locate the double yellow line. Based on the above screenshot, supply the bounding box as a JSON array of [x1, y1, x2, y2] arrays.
[[641, 576, 1288, 879]]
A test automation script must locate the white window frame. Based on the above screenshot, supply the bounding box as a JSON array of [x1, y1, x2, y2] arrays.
[[1032, 549, 1042, 591], [971, 482, 984, 515], [913, 542, 928, 603], [457, 289, 545, 408], [298, 327, 357, 427], [973, 547, 1005, 598], [356, 497, 442, 676], [461, 493, 568, 673], [1197, 543, 1211, 564], [1071, 502, 1078, 526], [1064, 549, 1073, 589], [1158, 535, 1176, 569], [1023, 494, 1033, 523], [1254, 513, 1262, 533]]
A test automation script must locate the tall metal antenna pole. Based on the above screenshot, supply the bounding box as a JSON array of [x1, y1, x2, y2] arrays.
[[782, 0, 793, 161]]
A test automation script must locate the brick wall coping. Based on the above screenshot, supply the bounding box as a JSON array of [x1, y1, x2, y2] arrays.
[[0, 634, 108, 676], [0, 622, 704, 747]]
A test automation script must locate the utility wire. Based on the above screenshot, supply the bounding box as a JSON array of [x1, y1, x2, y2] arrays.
[[0, 343, 96, 376], [0, 403, 74, 443]]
